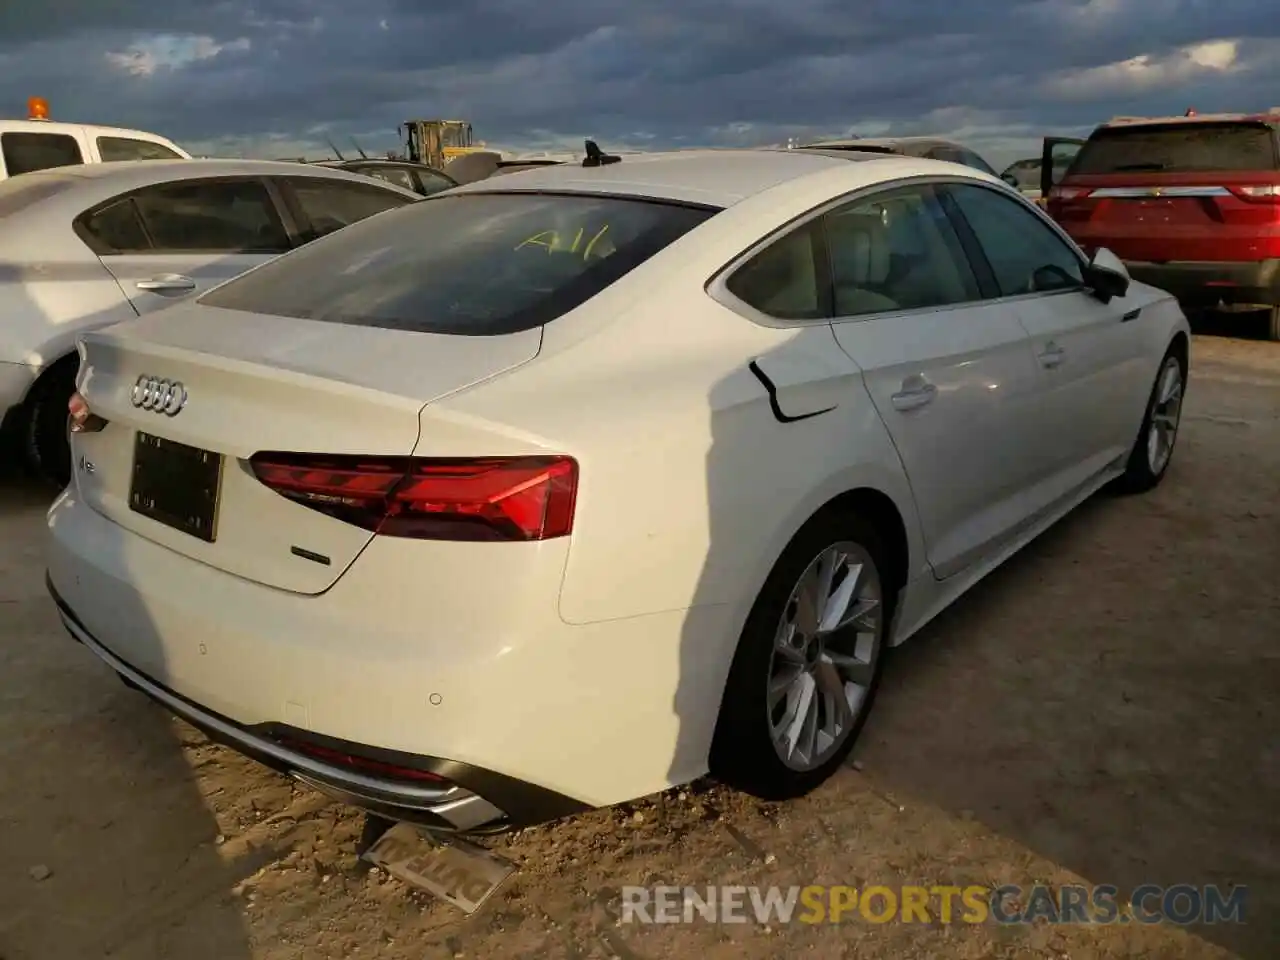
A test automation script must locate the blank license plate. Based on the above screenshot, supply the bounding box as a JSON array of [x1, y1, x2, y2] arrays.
[[129, 431, 223, 542], [363, 823, 516, 914]]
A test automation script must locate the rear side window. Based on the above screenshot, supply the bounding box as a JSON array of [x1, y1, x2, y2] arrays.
[[200, 192, 715, 335], [920, 144, 997, 177], [1071, 122, 1279, 174], [414, 169, 455, 195], [286, 178, 414, 240], [97, 136, 183, 161], [80, 198, 151, 252], [1, 132, 83, 176], [952, 148, 998, 178], [360, 167, 417, 192], [825, 184, 981, 316], [725, 222, 825, 320], [131, 178, 291, 252]]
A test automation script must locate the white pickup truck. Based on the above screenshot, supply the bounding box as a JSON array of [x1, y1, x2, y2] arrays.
[[1, 100, 190, 181]]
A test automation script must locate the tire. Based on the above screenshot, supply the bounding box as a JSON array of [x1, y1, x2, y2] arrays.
[[1113, 344, 1186, 495], [709, 508, 895, 801], [22, 358, 77, 489], [1267, 306, 1280, 343]]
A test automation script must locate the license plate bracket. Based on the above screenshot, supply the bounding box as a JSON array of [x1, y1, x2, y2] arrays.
[[129, 431, 224, 543]]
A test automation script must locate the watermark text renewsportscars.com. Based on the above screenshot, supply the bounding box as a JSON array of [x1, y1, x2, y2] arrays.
[[620, 884, 1248, 926]]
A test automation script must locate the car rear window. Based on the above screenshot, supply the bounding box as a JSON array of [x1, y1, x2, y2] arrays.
[[1, 131, 84, 176], [199, 192, 717, 335], [1070, 122, 1279, 174]]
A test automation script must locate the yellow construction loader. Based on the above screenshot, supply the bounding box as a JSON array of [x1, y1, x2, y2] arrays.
[[401, 120, 489, 169]]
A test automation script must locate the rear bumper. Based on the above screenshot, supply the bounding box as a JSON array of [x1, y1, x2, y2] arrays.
[[1123, 259, 1280, 309], [45, 487, 721, 820], [48, 574, 586, 833]]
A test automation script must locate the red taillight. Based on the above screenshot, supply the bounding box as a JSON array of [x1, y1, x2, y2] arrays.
[[67, 390, 107, 433], [248, 452, 578, 542], [1227, 184, 1280, 203], [1049, 186, 1094, 201], [277, 737, 447, 783]]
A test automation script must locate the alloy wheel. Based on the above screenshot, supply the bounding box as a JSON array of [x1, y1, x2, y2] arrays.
[[767, 541, 882, 772], [1146, 356, 1184, 476]]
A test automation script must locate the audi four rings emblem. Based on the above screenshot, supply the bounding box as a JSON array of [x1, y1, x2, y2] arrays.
[[130, 375, 188, 416]]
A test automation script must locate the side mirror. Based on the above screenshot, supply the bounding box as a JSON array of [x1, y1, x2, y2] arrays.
[[1084, 247, 1130, 303]]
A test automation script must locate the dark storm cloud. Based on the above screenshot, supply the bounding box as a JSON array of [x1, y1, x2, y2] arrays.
[[1, 0, 1277, 161]]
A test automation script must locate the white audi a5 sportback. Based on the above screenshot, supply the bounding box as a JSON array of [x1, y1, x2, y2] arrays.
[[48, 148, 1189, 833]]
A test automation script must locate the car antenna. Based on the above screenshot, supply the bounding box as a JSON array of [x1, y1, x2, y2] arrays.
[[582, 139, 621, 167], [350, 136, 368, 159], [325, 136, 346, 161]]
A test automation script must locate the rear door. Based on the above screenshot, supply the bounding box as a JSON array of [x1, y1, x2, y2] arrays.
[[822, 182, 1044, 580], [1046, 122, 1280, 262], [80, 176, 296, 314], [941, 181, 1148, 511], [1039, 137, 1087, 197], [275, 175, 416, 242]]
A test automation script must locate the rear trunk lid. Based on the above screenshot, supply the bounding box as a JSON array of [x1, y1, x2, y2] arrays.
[[1049, 121, 1280, 262], [72, 302, 542, 594]]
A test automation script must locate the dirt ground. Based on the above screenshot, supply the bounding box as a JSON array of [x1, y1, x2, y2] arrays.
[[1, 325, 1276, 960]]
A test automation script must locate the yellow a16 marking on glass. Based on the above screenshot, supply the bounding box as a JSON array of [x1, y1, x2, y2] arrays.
[[515, 224, 610, 259]]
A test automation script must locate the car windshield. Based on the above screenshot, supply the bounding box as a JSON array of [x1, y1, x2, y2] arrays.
[[1071, 122, 1279, 174], [199, 191, 716, 335]]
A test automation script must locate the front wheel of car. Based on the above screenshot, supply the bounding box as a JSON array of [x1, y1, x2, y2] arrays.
[[1113, 345, 1186, 495], [709, 509, 894, 801]]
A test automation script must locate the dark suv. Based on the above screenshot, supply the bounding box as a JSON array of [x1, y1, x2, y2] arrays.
[[1043, 111, 1280, 339]]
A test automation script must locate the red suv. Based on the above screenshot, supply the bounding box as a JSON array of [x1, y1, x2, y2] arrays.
[[1043, 110, 1280, 340]]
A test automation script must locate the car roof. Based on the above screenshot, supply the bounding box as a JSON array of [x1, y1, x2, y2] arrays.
[[802, 136, 956, 151], [0, 118, 179, 140], [324, 159, 436, 169], [444, 148, 897, 207], [7, 157, 420, 194], [1100, 110, 1280, 129]]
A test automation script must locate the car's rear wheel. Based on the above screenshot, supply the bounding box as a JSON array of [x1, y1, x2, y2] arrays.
[[710, 509, 892, 800], [1267, 305, 1280, 343], [23, 358, 76, 489], [1114, 345, 1186, 495]]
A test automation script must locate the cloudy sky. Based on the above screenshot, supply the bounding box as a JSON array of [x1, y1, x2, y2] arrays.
[[2, 0, 1277, 168]]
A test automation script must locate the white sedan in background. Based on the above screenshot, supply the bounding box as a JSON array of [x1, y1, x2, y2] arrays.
[[47, 148, 1189, 833], [0, 159, 419, 485]]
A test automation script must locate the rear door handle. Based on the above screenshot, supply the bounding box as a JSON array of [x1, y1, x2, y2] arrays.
[[1121, 308, 1141, 322], [135, 274, 196, 293], [1037, 342, 1066, 368], [890, 378, 937, 411]]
